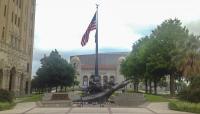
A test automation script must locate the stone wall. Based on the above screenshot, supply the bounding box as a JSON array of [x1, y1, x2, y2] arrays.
[[0, 0, 36, 96], [70, 53, 127, 88]]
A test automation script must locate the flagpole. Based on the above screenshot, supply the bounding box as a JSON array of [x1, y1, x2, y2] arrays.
[[95, 4, 99, 83]]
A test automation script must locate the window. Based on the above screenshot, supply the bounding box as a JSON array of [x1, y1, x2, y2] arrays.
[[31, 13, 33, 20], [18, 17, 20, 27], [11, 36, 14, 47], [24, 23, 26, 31], [110, 76, 115, 83], [103, 76, 108, 85], [14, 37, 16, 48], [16, 0, 18, 5], [4, 5, 7, 16], [73, 63, 76, 68], [83, 76, 88, 87], [11, 12, 14, 23], [15, 14, 17, 25], [30, 29, 32, 37], [15, 39, 17, 49], [27, 63, 29, 72], [2, 27, 5, 39], [19, 0, 21, 8], [18, 39, 20, 50]]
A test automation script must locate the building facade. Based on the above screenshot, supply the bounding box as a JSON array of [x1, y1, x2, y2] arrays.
[[70, 52, 128, 88], [0, 0, 36, 96]]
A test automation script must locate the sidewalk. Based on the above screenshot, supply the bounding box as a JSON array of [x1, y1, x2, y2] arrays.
[[0, 102, 36, 114], [147, 102, 193, 114], [0, 102, 193, 114]]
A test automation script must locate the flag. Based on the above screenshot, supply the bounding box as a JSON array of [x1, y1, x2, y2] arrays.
[[81, 12, 96, 46]]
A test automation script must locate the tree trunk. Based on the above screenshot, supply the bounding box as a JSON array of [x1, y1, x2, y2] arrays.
[[170, 74, 175, 96], [60, 86, 63, 92], [145, 78, 148, 93], [134, 82, 137, 92], [132, 82, 134, 92], [136, 83, 139, 92], [154, 78, 157, 95], [50, 87, 52, 92], [149, 79, 152, 94]]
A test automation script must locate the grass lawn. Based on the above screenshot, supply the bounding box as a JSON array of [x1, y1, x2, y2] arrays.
[[16, 94, 43, 103], [169, 100, 200, 114], [144, 94, 170, 102], [0, 102, 15, 111]]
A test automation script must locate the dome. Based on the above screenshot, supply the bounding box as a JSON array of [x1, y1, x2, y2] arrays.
[[71, 56, 80, 62], [118, 56, 126, 63]]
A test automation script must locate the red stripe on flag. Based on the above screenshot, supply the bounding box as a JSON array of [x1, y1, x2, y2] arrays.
[[81, 12, 96, 46]]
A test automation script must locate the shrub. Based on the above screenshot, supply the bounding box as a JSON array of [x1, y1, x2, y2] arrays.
[[0, 102, 15, 111], [144, 94, 169, 102], [0, 89, 14, 103], [178, 77, 200, 103], [169, 100, 200, 113]]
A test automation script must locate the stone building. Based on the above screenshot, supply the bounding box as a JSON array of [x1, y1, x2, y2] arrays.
[[70, 52, 128, 88], [0, 0, 36, 96]]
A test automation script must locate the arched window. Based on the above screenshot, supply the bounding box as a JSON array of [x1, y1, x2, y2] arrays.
[[83, 75, 88, 87], [73, 63, 76, 69], [103, 76, 108, 85], [90, 75, 95, 82], [9, 67, 16, 91], [110, 76, 115, 83]]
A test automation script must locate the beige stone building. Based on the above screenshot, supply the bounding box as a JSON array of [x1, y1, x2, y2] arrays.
[[70, 52, 128, 89], [0, 0, 36, 96]]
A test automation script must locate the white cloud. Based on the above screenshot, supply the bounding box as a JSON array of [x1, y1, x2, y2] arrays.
[[34, 0, 200, 51], [185, 20, 200, 35], [32, 0, 200, 76]]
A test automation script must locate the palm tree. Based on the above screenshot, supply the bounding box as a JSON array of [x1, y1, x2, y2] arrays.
[[176, 35, 200, 78]]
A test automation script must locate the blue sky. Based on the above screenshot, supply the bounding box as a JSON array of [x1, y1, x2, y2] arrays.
[[32, 0, 200, 76]]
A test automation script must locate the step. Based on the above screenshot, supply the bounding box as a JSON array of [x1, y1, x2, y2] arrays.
[[38, 100, 72, 107]]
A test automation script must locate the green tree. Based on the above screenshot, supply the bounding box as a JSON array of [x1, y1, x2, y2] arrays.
[[150, 19, 190, 96], [120, 18, 199, 96], [34, 49, 76, 92], [121, 37, 149, 92], [174, 35, 200, 78]]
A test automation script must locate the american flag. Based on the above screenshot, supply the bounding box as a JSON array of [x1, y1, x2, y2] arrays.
[[81, 12, 96, 46]]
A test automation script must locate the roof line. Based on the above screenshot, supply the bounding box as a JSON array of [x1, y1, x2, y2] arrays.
[[70, 52, 129, 57]]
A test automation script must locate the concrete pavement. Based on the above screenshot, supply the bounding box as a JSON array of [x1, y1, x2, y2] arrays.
[[0, 102, 193, 114], [146, 102, 193, 114], [0, 102, 36, 114]]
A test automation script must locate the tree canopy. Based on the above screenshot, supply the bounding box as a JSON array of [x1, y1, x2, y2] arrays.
[[31, 49, 76, 92], [121, 19, 200, 96]]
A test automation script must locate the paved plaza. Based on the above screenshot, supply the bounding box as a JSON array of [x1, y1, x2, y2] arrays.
[[0, 102, 193, 114]]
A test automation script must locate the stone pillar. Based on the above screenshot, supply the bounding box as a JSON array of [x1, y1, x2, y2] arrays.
[[24, 79, 31, 95], [4, 69, 10, 90], [0, 69, 3, 89], [28, 79, 31, 95], [2, 68, 8, 89], [14, 71, 20, 96], [20, 74, 25, 96]]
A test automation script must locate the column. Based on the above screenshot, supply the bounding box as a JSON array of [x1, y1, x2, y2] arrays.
[[20, 74, 25, 95], [2, 68, 9, 90], [28, 79, 31, 95], [5, 69, 10, 90], [14, 71, 20, 96], [0, 69, 3, 89]]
